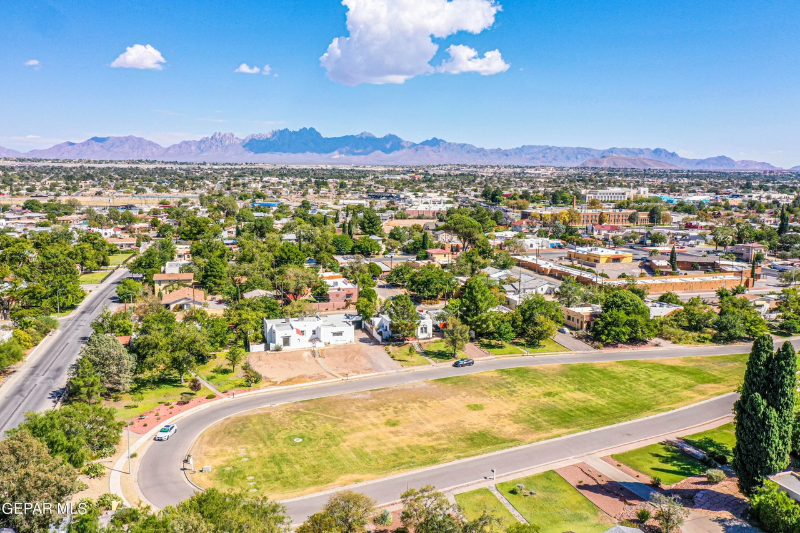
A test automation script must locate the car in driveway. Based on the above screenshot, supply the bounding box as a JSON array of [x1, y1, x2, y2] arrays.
[[155, 424, 177, 441], [453, 358, 474, 367], [558, 327, 570, 334]]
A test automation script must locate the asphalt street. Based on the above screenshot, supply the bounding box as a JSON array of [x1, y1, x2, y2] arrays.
[[138, 339, 798, 518], [0, 268, 130, 437]]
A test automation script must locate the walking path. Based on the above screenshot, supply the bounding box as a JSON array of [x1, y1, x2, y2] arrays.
[[487, 485, 527, 524], [188, 371, 222, 397]]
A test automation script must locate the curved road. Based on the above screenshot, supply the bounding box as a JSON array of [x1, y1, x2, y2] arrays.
[[0, 268, 130, 437], [138, 339, 799, 520]]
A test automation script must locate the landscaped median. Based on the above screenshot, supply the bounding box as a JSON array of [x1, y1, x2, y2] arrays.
[[187, 354, 747, 499]]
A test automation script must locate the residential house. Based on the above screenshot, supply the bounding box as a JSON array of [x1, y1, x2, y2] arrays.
[[731, 243, 766, 262], [426, 248, 457, 264], [563, 305, 603, 330], [107, 237, 137, 251], [153, 272, 194, 289], [161, 287, 206, 311], [366, 310, 434, 342], [263, 314, 357, 350]]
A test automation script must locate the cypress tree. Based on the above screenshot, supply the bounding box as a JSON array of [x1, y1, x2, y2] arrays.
[[669, 245, 678, 272], [421, 231, 431, 251], [778, 206, 789, 235], [733, 335, 796, 495]]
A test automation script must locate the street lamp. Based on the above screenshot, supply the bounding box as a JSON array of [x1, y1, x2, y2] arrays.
[[56, 288, 66, 315]]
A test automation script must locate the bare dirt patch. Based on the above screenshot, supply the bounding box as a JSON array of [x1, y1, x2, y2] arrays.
[[247, 350, 332, 385], [319, 332, 400, 375]]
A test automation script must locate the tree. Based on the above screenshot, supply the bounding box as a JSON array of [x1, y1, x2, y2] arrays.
[[734, 335, 796, 495], [669, 245, 678, 272], [555, 276, 584, 307], [522, 315, 556, 347], [355, 298, 377, 322], [597, 212, 609, 225], [649, 232, 667, 245], [226, 346, 245, 373], [492, 251, 516, 270], [0, 338, 25, 372], [441, 215, 484, 248], [175, 488, 289, 533], [443, 318, 470, 358], [400, 485, 452, 532], [332, 234, 354, 254], [648, 205, 663, 225], [359, 209, 383, 236], [778, 205, 790, 235], [387, 294, 420, 340], [116, 278, 142, 304], [170, 323, 210, 384], [11, 402, 123, 468], [317, 491, 375, 533], [407, 265, 457, 300], [0, 430, 82, 533], [459, 277, 497, 325], [67, 358, 106, 405], [657, 292, 682, 305], [587, 198, 603, 209], [649, 493, 688, 533], [80, 332, 135, 392], [386, 262, 414, 286], [628, 211, 639, 225], [352, 236, 382, 257], [514, 295, 562, 346]]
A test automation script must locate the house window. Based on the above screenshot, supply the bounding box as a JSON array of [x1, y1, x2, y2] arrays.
[[419, 326, 428, 335], [345, 293, 353, 299], [282, 337, 290, 347], [332, 331, 343, 337]]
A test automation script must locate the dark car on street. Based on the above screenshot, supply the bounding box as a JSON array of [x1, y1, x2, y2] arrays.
[[453, 358, 474, 367]]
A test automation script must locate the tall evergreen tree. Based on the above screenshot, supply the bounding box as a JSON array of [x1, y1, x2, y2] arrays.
[[778, 205, 789, 235], [733, 335, 796, 494], [669, 245, 678, 272]]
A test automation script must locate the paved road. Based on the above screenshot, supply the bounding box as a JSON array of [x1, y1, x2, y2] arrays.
[[0, 268, 130, 437], [138, 340, 798, 516]]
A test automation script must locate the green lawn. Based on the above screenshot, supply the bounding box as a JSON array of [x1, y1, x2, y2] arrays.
[[190, 354, 746, 498], [108, 252, 135, 266], [423, 340, 468, 361], [478, 340, 526, 355], [79, 271, 111, 284], [197, 352, 247, 392], [387, 345, 431, 367], [512, 338, 568, 354], [105, 373, 213, 420], [682, 422, 736, 464], [455, 488, 517, 531], [612, 441, 708, 485], [496, 471, 614, 533]]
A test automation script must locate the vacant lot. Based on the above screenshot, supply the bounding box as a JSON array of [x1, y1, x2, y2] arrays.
[[612, 441, 708, 485], [497, 471, 614, 533], [79, 271, 110, 284], [455, 488, 516, 531], [190, 354, 745, 498], [320, 331, 400, 375]]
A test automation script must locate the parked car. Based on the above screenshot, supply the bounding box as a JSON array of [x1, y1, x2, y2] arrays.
[[453, 358, 474, 367], [558, 327, 570, 334], [155, 424, 177, 441]]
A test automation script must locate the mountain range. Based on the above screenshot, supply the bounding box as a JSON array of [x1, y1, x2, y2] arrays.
[[0, 128, 792, 170]]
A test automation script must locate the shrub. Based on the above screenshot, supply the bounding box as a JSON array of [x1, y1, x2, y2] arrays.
[[129, 452, 138, 458], [12, 329, 34, 350], [750, 483, 800, 533], [206, 393, 216, 399], [706, 469, 726, 483], [82, 463, 106, 478], [179, 392, 194, 404], [708, 450, 729, 465], [97, 493, 123, 511], [651, 476, 662, 487], [374, 509, 393, 527], [636, 508, 651, 522], [189, 377, 202, 392]]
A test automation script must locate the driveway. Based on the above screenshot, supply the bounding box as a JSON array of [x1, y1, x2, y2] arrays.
[[554, 332, 595, 352]]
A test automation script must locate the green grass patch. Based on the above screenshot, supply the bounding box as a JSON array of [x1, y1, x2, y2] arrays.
[[511, 338, 568, 354], [497, 471, 613, 533], [79, 271, 111, 284], [197, 352, 246, 392], [682, 422, 736, 464], [105, 373, 212, 420], [108, 252, 135, 266], [612, 441, 708, 485], [423, 340, 468, 361], [190, 354, 746, 498], [455, 488, 517, 532], [478, 340, 525, 355], [387, 345, 431, 367]]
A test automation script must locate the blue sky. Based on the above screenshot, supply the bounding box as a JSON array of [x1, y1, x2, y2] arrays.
[[2, 0, 799, 167]]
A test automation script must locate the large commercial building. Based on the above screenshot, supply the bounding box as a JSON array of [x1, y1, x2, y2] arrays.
[[567, 247, 634, 264], [584, 187, 649, 202]]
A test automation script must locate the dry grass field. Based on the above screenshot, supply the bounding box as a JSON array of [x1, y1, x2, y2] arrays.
[[190, 354, 745, 499]]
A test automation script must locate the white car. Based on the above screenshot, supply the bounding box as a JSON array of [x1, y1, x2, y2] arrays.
[[155, 424, 177, 441]]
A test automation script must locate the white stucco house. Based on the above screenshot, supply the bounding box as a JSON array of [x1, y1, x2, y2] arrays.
[[366, 310, 434, 342], [263, 314, 357, 350]]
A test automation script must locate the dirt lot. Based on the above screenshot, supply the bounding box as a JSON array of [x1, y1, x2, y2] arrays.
[[319, 331, 400, 375], [247, 350, 333, 386]]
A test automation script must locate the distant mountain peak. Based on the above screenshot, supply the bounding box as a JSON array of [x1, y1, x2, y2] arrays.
[[0, 128, 783, 169]]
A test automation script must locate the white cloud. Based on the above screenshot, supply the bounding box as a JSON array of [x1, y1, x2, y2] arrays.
[[24, 59, 40, 68], [262, 65, 272, 75], [320, 0, 507, 85], [235, 63, 261, 74], [437, 44, 509, 75], [111, 44, 166, 70]]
